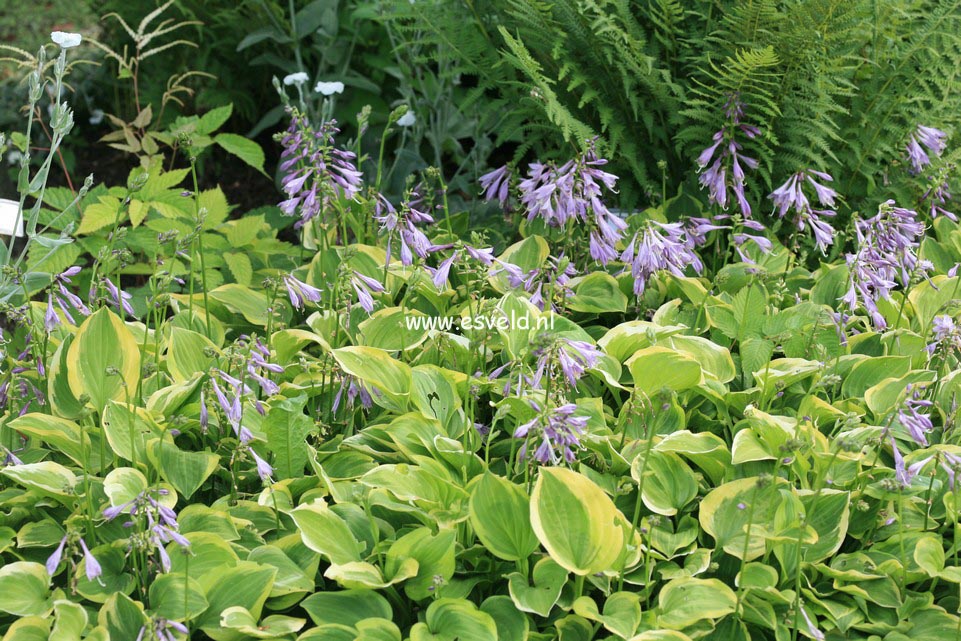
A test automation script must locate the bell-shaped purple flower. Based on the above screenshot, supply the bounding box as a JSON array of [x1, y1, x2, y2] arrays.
[[45, 535, 67, 576]]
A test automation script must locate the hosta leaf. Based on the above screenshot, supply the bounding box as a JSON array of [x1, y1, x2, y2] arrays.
[[331, 346, 412, 412], [291, 500, 365, 565], [530, 467, 625, 575], [409, 598, 497, 641], [656, 578, 736, 629], [0, 562, 51, 616], [469, 473, 538, 561], [66, 308, 141, 413]]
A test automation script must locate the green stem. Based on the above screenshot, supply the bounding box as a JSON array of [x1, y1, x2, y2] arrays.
[[190, 161, 212, 339]]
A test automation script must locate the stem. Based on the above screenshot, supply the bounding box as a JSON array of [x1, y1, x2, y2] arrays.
[[898, 487, 907, 588], [190, 161, 212, 338], [734, 483, 762, 619]]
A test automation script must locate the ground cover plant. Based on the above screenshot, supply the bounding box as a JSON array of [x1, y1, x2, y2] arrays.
[[3, 2, 961, 641]]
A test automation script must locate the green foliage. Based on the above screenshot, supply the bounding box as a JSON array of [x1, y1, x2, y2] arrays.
[[392, 0, 961, 211]]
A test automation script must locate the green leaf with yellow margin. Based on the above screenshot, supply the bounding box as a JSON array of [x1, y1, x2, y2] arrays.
[[530, 467, 626, 575], [66, 308, 141, 413]]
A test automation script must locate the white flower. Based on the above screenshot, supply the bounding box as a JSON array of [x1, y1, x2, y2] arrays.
[[397, 110, 416, 127], [51, 31, 82, 49], [283, 72, 310, 87], [315, 81, 345, 96], [89, 109, 104, 126]]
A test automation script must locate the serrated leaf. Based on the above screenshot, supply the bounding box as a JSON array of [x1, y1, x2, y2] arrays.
[[215, 133, 266, 175], [224, 252, 253, 285]]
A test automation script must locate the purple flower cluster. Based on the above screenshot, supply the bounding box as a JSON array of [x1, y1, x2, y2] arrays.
[[768, 169, 838, 253], [531, 337, 602, 389], [906, 125, 948, 175], [921, 164, 956, 221], [136, 617, 189, 641], [46, 534, 102, 581], [696, 95, 760, 218], [890, 437, 932, 488], [283, 273, 323, 310], [490, 141, 626, 264], [514, 401, 588, 465], [332, 375, 373, 413], [620, 221, 703, 295], [732, 224, 774, 264], [374, 188, 435, 266], [939, 451, 961, 489], [44, 266, 90, 331], [103, 276, 135, 318], [927, 315, 961, 355], [898, 385, 934, 446], [3, 334, 47, 416], [351, 271, 385, 313], [842, 200, 929, 329], [493, 255, 577, 311], [278, 109, 363, 229], [104, 488, 190, 572], [479, 164, 511, 209], [426, 243, 495, 291]]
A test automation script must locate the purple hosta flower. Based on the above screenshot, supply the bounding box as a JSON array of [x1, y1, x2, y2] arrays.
[[103, 277, 135, 318], [906, 125, 948, 174], [278, 109, 363, 228], [374, 188, 436, 267], [45, 535, 101, 581], [46, 266, 90, 327], [898, 385, 934, 446], [921, 164, 957, 221], [733, 232, 774, 264], [1, 444, 23, 466], [199, 391, 209, 431], [516, 141, 626, 263], [696, 94, 759, 218], [465, 244, 495, 266], [842, 201, 928, 329], [332, 375, 373, 413], [532, 337, 602, 389], [479, 164, 511, 209], [211, 377, 253, 443], [940, 452, 961, 490], [927, 315, 961, 355], [799, 604, 826, 641], [769, 169, 838, 253], [685, 217, 728, 247], [890, 437, 933, 488], [105, 489, 190, 573], [473, 422, 491, 439], [620, 221, 703, 296], [351, 271, 385, 314], [429, 251, 458, 291], [283, 274, 322, 310], [514, 402, 588, 465], [137, 617, 190, 641], [250, 448, 274, 482], [79, 538, 102, 581], [248, 344, 282, 398], [557, 340, 601, 386], [46, 535, 67, 575], [493, 255, 577, 311]]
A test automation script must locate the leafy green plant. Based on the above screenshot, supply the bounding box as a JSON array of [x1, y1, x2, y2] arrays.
[[390, 0, 961, 218], [7, 6, 961, 641]]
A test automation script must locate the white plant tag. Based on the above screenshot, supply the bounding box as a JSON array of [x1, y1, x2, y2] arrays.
[[0, 198, 25, 237]]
